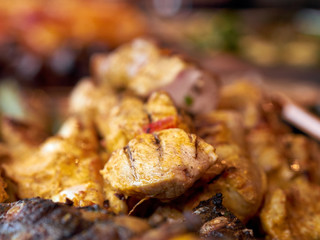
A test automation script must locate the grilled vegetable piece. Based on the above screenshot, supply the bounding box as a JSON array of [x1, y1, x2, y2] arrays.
[[0, 197, 150, 240], [261, 178, 320, 240], [193, 193, 255, 240], [101, 128, 218, 201], [92, 38, 219, 114], [3, 117, 104, 207]]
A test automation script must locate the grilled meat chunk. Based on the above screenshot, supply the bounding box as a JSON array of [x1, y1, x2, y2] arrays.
[[101, 128, 218, 201], [1, 117, 48, 160], [0, 197, 150, 240], [69, 78, 118, 120], [218, 82, 264, 129], [261, 178, 320, 240], [193, 193, 255, 239], [189, 111, 266, 222], [0, 171, 7, 202], [97, 91, 191, 153], [3, 117, 104, 207], [92, 38, 219, 114]]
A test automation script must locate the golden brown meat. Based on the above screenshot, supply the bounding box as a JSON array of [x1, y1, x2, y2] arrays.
[[101, 128, 218, 201], [97, 91, 191, 153], [3, 117, 104, 207], [188, 110, 267, 222], [261, 178, 320, 240], [0, 170, 7, 202], [248, 127, 320, 191], [92, 38, 219, 114], [218, 81, 264, 129], [247, 127, 283, 173], [69, 78, 117, 119], [1, 117, 48, 160]]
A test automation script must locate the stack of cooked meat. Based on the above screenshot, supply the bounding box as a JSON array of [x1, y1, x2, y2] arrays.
[[0, 39, 320, 240]]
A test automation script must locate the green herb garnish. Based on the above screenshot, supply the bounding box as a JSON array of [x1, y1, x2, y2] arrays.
[[184, 95, 193, 106]]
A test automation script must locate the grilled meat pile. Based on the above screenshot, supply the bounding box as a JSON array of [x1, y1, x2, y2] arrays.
[[0, 39, 320, 239], [0, 194, 254, 240]]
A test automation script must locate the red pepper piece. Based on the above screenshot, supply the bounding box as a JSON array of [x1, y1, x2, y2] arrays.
[[143, 116, 177, 133]]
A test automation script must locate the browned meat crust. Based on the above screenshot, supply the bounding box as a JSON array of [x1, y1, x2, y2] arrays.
[[193, 193, 255, 240], [0, 198, 150, 240]]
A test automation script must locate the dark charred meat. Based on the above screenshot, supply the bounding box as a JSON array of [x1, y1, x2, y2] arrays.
[[0, 198, 150, 240], [193, 193, 255, 240]]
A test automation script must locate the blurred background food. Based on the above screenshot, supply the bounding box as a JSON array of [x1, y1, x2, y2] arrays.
[[0, 0, 319, 132]]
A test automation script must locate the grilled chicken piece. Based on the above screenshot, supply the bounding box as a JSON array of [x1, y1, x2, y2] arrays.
[[97, 91, 191, 153], [0, 197, 150, 240], [3, 117, 104, 207], [0, 171, 7, 202], [261, 178, 320, 240], [189, 111, 266, 222], [248, 127, 320, 191], [1, 117, 48, 159], [247, 127, 283, 173], [101, 128, 218, 201], [193, 193, 255, 239], [69, 78, 118, 120], [92, 38, 219, 114], [218, 82, 264, 129]]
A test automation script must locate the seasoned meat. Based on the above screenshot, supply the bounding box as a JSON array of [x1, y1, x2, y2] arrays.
[[0, 198, 150, 240], [218, 82, 264, 129], [261, 178, 320, 240], [97, 91, 191, 153], [101, 128, 218, 201], [247, 127, 283, 173], [248, 127, 320, 191], [189, 111, 266, 222], [69, 78, 118, 120], [193, 193, 255, 239], [0, 170, 7, 202], [1, 117, 48, 159], [142, 194, 255, 240], [92, 38, 219, 114], [3, 117, 104, 207]]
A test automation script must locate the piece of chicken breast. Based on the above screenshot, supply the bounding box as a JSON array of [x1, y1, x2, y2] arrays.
[[101, 128, 218, 201], [3, 117, 104, 207]]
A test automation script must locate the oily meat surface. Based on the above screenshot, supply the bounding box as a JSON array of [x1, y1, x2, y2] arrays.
[[101, 128, 218, 200]]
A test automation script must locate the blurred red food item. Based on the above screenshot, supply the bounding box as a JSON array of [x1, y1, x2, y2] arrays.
[[143, 116, 177, 133]]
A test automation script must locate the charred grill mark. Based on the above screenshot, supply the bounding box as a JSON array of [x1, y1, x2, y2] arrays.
[[153, 133, 163, 164], [124, 146, 138, 180], [195, 136, 199, 159], [153, 133, 161, 145], [147, 113, 153, 124]]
